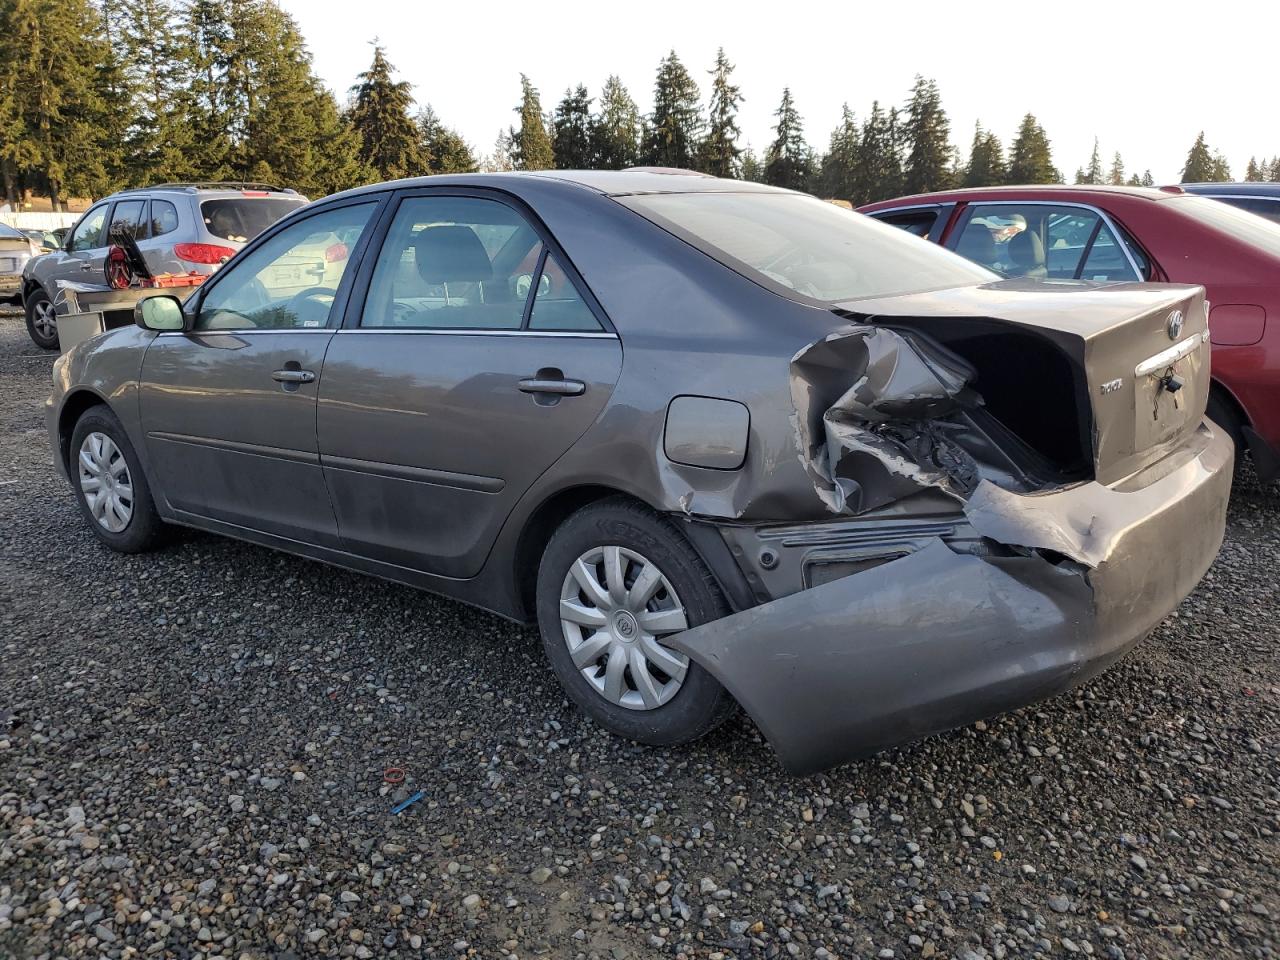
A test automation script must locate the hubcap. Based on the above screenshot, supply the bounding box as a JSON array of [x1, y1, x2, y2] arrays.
[[33, 300, 56, 339], [78, 432, 133, 533], [559, 545, 691, 711]]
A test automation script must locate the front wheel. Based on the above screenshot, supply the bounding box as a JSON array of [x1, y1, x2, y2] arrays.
[[69, 406, 169, 553], [24, 288, 58, 350], [536, 497, 737, 746]]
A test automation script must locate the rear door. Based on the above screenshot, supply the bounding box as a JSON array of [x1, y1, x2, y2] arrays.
[[138, 197, 383, 544], [316, 189, 623, 578]]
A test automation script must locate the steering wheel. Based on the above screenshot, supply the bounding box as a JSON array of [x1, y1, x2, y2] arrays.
[[287, 286, 338, 327]]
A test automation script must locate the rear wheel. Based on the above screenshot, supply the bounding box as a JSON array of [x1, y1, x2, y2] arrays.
[[24, 288, 58, 351], [69, 406, 169, 553], [536, 497, 737, 746]]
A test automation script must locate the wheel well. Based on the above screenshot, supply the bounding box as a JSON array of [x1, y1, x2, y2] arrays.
[[513, 485, 643, 620], [57, 391, 107, 472], [1208, 378, 1248, 427]]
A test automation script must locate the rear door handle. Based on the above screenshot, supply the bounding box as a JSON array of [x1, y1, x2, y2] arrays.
[[517, 377, 585, 397], [272, 369, 316, 384]]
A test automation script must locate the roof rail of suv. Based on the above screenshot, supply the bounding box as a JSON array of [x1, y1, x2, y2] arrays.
[[115, 182, 299, 195]]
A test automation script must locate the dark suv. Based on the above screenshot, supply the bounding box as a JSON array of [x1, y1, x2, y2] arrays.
[[1178, 182, 1280, 224], [21, 182, 307, 349]]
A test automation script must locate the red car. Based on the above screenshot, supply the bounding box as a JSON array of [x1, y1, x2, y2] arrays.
[[859, 185, 1280, 480]]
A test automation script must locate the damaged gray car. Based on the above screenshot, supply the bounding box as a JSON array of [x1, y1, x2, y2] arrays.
[[46, 171, 1233, 774]]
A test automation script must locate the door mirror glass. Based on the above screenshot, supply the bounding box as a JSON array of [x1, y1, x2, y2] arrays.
[[135, 295, 186, 331]]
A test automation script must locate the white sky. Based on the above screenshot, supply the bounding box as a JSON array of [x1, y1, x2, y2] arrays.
[[279, 0, 1274, 184]]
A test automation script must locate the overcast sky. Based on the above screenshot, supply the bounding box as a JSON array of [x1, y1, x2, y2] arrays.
[[278, 0, 1271, 184]]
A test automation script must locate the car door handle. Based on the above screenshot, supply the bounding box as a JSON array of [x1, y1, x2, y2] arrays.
[[272, 369, 316, 384], [517, 377, 585, 396], [80, 262, 94, 271]]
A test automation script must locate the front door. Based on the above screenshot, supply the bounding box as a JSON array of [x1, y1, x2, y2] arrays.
[[56, 201, 112, 292], [317, 192, 623, 578], [138, 199, 381, 545]]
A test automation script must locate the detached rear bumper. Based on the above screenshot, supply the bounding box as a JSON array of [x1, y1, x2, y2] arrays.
[[669, 420, 1233, 775]]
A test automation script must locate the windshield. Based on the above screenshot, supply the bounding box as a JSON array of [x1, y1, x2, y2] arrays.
[[201, 197, 306, 243], [621, 192, 996, 303], [1173, 195, 1280, 257]]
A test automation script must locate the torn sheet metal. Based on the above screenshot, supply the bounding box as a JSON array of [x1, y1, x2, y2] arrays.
[[789, 326, 982, 514]]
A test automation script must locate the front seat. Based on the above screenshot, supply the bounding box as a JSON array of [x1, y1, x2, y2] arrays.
[[414, 225, 493, 306], [955, 222, 997, 269], [1006, 230, 1047, 279]]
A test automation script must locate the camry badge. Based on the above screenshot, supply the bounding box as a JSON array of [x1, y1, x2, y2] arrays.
[[1166, 310, 1184, 340], [1100, 378, 1124, 395]]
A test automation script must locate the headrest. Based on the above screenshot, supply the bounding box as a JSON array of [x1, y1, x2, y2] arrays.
[[414, 225, 492, 283], [1007, 229, 1045, 267], [955, 222, 996, 263]]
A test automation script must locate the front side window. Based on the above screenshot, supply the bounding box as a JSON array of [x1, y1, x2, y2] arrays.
[[69, 204, 109, 252], [954, 204, 1139, 282], [150, 199, 180, 237], [622, 192, 994, 303], [109, 199, 148, 240], [195, 202, 375, 331], [361, 196, 546, 330]]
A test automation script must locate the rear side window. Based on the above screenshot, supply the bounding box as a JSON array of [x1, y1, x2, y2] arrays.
[[953, 204, 1139, 282], [528, 253, 602, 331], [621, 192, 994, 303], [201, 197, 306, 243], [150, 199, 180, 237], [110, 199, 148, 240], [872, 208, 938, 238]]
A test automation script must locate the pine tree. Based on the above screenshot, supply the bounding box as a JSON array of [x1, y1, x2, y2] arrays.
[[1210, 150, 1231, 182], [1140, 169, 1155, 187], [1245, 157, 1263, 182], [739, 145, 763, 183], [511, 74, 553, 171], [642, 51, 702, 168], [903, 75, 951, 194], [1180, 132, 1216, 183], [1125, 173, 1141, 186], [591, 75, 641, 169], [1075, 137, 1104, 184], [1108, 151, 1125, 186], [963, 123, 1006, 187], [481, 129, 514, 172], [349, 44, 423, 180], [182, 0, 234, 177], [819, 105, 859, 201], [856, 101, 903, 201], [763, 88, 811, 191], [1007, 113, 1057, 184], [551, 85, 592, 169], [418, 106, 476, 174], [1270, 157, 1280, 183], [698, 47, 742, 177]]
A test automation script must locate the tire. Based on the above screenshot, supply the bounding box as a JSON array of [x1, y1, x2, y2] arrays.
[[536, 496, 738, 746], [69, 405, 169, 553], [1206, 389, 1244, 464], [24, 287, 58, 351]]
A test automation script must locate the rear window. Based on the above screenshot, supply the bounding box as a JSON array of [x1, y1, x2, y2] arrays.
[[1174, 195, 1280, 257], [201, 197, 306, 243], [0, 223, 23, 240], [621, 192, 995, 303]]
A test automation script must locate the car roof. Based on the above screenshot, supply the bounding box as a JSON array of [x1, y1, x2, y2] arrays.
[[861, 184, 1180, 209], [104, 182, 306, 201], [1177, 182, 1280, 197], [323, 169, 794, 204]]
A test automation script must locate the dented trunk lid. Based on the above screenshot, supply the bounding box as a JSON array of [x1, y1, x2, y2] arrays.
[[835, 279, 1211, 486]]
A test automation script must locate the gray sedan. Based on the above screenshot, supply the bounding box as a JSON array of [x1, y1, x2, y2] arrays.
[[46, 171, 1232, 773]]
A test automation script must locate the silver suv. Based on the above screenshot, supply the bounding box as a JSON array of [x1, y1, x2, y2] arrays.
[[21, 182, 308, 349]]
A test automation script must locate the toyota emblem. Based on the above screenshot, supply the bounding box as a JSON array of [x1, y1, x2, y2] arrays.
[[1166, 310, 1184, 340]]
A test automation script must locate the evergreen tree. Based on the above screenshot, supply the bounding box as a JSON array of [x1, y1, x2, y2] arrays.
[[856, 101, 903, 201], [1007, 113, 1057, 184], [819, 105, 859, 201], [903, 75, 951, 194], [511, 74, 553, 170], [591, 75, 641, 169], [641, 51, 702, 168], [418, 106, 476, 174], [698, 47, 742, 177], [1270, 157, 1280, 183], [551, 85, 592, 169], [1180, 132, 1216, 182], [763, 88, 811, 191], [1125, 173, 1141, 186], [1245, 157, 1264, 182], [349, 44, 423, 180], [482, 129, 514, 172], [1210, 150, 1232, 182], [1108, 151, 1125, 185], [739, 145, 763, 182], [1075, 137, 1104, 184], [963, 123, 1006, 187], [1140, 169, 1155, 187], [182, 0, 235, 177]]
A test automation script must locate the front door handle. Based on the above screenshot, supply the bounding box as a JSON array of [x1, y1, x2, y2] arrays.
[[518, 376, 584, 397], [272, 369, 316, 384]]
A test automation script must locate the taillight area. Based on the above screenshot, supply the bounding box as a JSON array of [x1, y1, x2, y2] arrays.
[[174, 242, 237, 265]]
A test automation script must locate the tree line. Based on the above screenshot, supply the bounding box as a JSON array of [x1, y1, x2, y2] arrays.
[[1, 0, 1276, 212]]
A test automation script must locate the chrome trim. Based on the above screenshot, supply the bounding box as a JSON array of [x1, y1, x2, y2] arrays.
[[1135, 331, 1209, 377], [865, 202, 942, 215], [156, 327, 334, 336], [955, 199, 1145, 280], [335, 328, 618, 339]]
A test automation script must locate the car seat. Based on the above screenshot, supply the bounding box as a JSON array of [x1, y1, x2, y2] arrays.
[[1007, 230, 1048, 279]]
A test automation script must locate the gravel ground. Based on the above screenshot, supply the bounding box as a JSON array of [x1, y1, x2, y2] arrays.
[[0, 308, 1277, 960]]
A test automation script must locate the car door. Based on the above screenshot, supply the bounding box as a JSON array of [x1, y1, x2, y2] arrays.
[[138, 197, 383, 545], [316, 190, 623, 578], [52, 201, 113, 291]]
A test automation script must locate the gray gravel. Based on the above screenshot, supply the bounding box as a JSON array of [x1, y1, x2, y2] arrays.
[[0, 309, 1277, 960]]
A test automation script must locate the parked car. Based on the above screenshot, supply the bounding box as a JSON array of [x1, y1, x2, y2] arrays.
[[48, 171, 1231, 774], [0, 222, 40, 303], [21, 182, 307, 350], [860, 185, 1280, 481], [19, 227, 61, 252], [1178, 182, 1280, 224]]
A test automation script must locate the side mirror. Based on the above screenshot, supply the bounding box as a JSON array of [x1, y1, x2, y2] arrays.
[[134, 294, 187, 332]]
